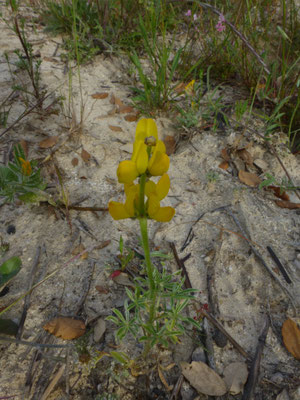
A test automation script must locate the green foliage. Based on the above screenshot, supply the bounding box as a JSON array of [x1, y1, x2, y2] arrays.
[[0, 145, 46, 204], [259, 173, 300, 193], [107, 267, 200, 348], [0, 256, 22, 290]]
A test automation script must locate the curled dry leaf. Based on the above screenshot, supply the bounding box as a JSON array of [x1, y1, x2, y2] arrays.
[[95, 285, 109, 294], [163, 135, 176, 156], [39, 136, 58, 149], [91, 92, 109, 99], [108, 125, 123, 132], [72, 243, 88, 260], [268, 186, 290, 201], [181, 361, 227, 396], [221, 148, 231, 161], [223, 362, 248, 395], [238, 170, 261, 187], [282, 318, 300, 360], [219, 161, 229, 170], [275, 200, 300, 209], [119, 105, 134, 114], [81, 148, 91, 162], [124, 114, 138, 122], [237, 148, 253, 165], [158, 364, 173, 392], [43, 317, 86, 340], [110, 94, 123, 106]]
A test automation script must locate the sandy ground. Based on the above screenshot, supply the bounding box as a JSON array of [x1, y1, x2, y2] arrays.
[[0, 4, 299, 400]]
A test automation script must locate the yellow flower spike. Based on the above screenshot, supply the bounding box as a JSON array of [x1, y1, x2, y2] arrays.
[[135, 118, 158, 142], [185, 80, 195, 96], [19, 157, 32, 176], [117, 160, 139, 184]]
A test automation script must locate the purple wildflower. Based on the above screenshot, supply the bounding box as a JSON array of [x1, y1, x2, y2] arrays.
[[185, 10, 192, 17], [216, 14, 226, 32]]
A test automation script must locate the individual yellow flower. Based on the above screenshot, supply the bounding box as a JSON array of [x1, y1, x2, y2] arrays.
[[145, 174, 175, 222], [19, 157, 32, 176], [108, 184, 139, 220]]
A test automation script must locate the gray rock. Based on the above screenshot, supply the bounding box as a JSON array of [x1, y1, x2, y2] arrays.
[[191, 346, 206, 363]]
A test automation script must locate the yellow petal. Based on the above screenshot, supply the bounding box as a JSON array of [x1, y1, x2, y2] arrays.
[[124, 191, 137, 217], [117, 160, 138, 184], [135, 118, 158, 142], [147, 194, 160, 217], [109, 201, 131, 220], [135, 143, 148, 174], [148, 152, 170, 176], [145, 180, 156, 197], [155, 140, 166, 154], [152, 206, 175, 222], [156, 174, 170, 200]]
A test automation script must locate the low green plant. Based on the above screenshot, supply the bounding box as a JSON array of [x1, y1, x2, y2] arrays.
[[259, 173, 300, 193], [107, 119, 201, 356], [0, 144, 47, 204]]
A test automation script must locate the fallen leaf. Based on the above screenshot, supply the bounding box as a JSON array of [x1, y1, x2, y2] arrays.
[[238, 170, 261, 187], [43, 317, 86, 340], [158, 364, 173, 392], [91, 92, 109, 99], [219, 161, 229, 170], [282, 318, 300, 359], [223, 362, 248, 395], [237, 148, 253, 165], [164, 135, 176, 155], [174, 82, 186, 94], [94, 318, 106, 342], [124, 114, 138, 122], [110, 270, 121, 279], [275, 200, 300, 209], [108, 125, 123, 132], [19, 139, 28, 158], [112, 272, 134, 287], [268, 186, 290, 201], [95, 285, 109, 294], [81, 148, 91, 162], [0, 318, 19, 336], [253, 159, 268, 171], [181, 361, 227, 396], [39, 136, 58, 149], [119, 105, 134, 114], [221, 148, 231, 161], [71, 157, 79, 166]]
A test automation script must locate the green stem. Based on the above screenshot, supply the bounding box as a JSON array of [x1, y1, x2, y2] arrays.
[[139, 216, 157, 357]]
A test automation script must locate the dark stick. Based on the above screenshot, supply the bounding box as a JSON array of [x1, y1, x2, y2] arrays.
[[170, 242, 252, 361], [16, 246, 41, 340], [242, 316, 270, 400], [266, 246, 292, 284]]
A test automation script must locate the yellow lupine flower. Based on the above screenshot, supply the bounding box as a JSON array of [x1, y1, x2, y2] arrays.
[[185, 80, 195, 96], [19, 157, 32, 176], [145, 174, 175, 222], [109, 184, 139, 220]]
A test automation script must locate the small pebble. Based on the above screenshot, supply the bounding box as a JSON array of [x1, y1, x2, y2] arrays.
[[271, 372, 284, 385], [7, 225, 16, 235], [192, 346, 206, 363]]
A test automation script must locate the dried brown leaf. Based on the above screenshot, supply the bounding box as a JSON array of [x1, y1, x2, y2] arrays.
[[164, 135, 176, 155], [221, 148, 231, 161], [95, 285, 109, 294], [43, 317, 85, 340], [71, 157, 79, 167], [39, 136, 58, 149], [91, 92, 109, 99], [238, 170, 261, 187], [237, 148, 253, 165], [219, 161, 229, 170], [119, 105, 134, 114], [275, 200, 300, 209], [108, 125, 123, 132], [124, 114, 138, 122], [181, 361, 227, 396], [223, 362, 248, 395], [113, 272, 134, 287], [268, 186, 290, 201], [71, 243, 88, 259], [81, 148, 91, 162], [282, 318, 300, 359], [158, 365, 173, 392], [93, 318, 106, 342]]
